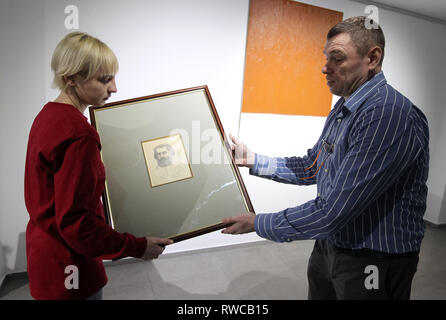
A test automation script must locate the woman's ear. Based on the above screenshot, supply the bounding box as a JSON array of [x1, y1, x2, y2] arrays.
[[64, 75, 76, 87]]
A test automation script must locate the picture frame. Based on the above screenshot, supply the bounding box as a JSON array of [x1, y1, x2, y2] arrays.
[[141, 134, 193, 188], [89, 86, 254, 242]]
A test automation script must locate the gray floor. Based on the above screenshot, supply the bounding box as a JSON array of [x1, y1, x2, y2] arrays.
[[1, 223, 446, 300]]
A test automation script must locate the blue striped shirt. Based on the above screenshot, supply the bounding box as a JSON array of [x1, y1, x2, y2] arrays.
[[251, 72, 429, 254]]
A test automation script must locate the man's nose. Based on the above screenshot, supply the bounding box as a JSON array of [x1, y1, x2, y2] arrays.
[[322, 63, 329, 75]]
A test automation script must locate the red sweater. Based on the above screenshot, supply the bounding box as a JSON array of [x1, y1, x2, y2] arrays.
[[24, 102, 147, 300]]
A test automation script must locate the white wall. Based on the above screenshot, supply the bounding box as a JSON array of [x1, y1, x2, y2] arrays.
[[0, 0, 46, 281], [428, 103, 446, 224], [1, 0, 445, 278]]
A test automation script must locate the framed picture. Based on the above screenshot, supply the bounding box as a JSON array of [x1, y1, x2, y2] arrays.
[[89, 86, 254, 242], [141, 134, 193, 188]]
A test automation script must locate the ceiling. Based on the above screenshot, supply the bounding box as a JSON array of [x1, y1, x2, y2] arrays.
[[367, 0, 446, 23]]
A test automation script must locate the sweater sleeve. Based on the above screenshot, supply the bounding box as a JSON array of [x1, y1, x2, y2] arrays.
[[52, 134, 147, 260]]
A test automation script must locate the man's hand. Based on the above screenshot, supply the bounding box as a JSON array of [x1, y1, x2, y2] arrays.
[[221, 213, 256, 235], [141, 237, 174, 260], [229, 134, 255, 169]]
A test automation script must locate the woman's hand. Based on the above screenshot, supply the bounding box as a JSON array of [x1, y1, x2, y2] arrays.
[[141, 237, 174, 260]]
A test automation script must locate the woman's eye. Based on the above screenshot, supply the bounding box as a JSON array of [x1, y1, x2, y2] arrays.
[[99, 76, 113, 83]]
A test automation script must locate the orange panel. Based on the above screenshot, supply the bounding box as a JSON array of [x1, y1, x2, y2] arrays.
[[242, 0, 343, 116]]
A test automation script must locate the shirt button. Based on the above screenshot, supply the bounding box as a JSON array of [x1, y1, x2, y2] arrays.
[[324, 169, 328, 172], [337, 119, 342, 123], [318, 193, 321, 197]]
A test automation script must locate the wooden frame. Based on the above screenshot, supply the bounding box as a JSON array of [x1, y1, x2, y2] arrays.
[[90, 86, 254, 242]]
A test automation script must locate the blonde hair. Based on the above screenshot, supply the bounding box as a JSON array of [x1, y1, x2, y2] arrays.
[[51, 32, 119, 90]]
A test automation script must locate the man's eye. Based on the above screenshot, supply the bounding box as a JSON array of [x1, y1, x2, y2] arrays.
[[330, 57, 343, 64]]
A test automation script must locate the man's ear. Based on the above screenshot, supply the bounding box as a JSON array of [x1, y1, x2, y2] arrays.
[[368, 46, 382, 69]]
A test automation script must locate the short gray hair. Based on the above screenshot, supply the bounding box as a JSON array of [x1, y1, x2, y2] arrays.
[[327, 16, 385, 66]]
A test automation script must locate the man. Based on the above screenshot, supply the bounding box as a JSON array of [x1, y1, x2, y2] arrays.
[[222, 16, 429, 300], [154, 144, 175, 167], [149, 142, 192, 187]]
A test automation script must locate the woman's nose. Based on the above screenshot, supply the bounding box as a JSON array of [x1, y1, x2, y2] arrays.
[[109, 78, 117, 93]]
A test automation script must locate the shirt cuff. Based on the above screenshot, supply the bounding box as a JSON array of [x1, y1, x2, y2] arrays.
[[249, 154, 277, 177], [254, 211, 308, 243], [254, 213, 285, 242]]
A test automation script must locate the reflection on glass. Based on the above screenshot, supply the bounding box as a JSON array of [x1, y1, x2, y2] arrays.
[[91, 88, 253, 240]]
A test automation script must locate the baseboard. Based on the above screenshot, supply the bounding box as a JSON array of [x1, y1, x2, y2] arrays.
[[424, 220, 446, 228], [0, 271, 28, 284], [0, 240, 269, 284], [104, 238, 268, 267]]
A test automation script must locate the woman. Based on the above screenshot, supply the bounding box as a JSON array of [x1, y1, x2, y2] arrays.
[[24, 32, 173, 300]]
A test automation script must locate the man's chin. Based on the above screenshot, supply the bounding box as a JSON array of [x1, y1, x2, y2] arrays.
[[329, 87, 339, 95], [328, 86, 344, 97]]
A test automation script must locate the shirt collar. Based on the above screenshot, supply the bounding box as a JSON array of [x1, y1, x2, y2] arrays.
[[344, 71, 387, 113]]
